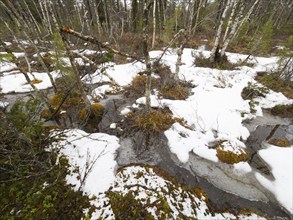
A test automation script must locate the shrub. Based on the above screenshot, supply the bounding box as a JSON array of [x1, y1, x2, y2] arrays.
[[268, 138, 291, 147], [159, 83, 189, 100], [259, 21, 273, 56], [271, 104, 293, 118], [257, 74, 293, 99], [0, 98, 91, 219], [194, 52, 236, 70], [216, 141, 249, 164], [249, 100, 259, 114], [241, 82, 269, 100]]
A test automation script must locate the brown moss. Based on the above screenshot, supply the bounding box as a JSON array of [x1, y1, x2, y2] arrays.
[[271, 104, 293, 118], [133, 110, 176, 134], [127, 75, 160, 97], [40, 109, 53, 119], [268, 138, 291, 147], [49, 92, 83, 110], [49, 93, 63, 109], [31, 79, 43, 84], [216, 141, 249, 164], [159, 83, 189, 100], [194, 187, 208, 201], [79, 103, 104, 121]]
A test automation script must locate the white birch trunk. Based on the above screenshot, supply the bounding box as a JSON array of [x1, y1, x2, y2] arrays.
[[193, 0, 203, 34], [223, 0, 237, 43], [235, 0, 260, 39], [210, 0, 231, 62], [151, 0, 156, 49], [221, 1, 244, 57]]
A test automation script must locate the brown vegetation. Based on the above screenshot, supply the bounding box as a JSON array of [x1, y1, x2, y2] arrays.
[[216, 141, 249, 164], [268, 138, 291, 147]]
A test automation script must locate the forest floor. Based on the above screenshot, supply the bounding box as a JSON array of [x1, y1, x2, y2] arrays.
[[1, 46, 292, 219]]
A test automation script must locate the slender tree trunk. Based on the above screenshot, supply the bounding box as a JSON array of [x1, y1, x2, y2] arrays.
[[223, 0, 237, 43], [175, 30, 187, 80], [210, 0, 231, 63], [193, 0, 203, 34], [152, 0, 157, 48], [142, 0, 152, 112]]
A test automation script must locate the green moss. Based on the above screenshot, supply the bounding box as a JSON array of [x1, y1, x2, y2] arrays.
[[271, 104, 293, 118], [108, 191, 154, 220]]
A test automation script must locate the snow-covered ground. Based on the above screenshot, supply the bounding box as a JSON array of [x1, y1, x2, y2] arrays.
[[91, 165, 267, 219], [1, 48, 292, 216]]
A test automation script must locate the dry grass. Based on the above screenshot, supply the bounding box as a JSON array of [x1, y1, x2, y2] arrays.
[[159, 83, 189, 100]]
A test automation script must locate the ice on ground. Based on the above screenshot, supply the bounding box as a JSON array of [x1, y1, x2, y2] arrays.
[[53, 129, 120, 195], [256, 144, 293, 214]]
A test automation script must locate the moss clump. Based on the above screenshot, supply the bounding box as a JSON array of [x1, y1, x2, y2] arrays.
[[216, 141, 249, 164], [271, 104, 293, 118], [31, 79, 43, 84], [159, 83, 189, 100], [79, 103, 104, 121], [49, 92, 83, 110], [108, 191, 154, 220], [241, 82, 269, 100], [268, 138, 291, 147], [257, 74, 293, 99], [49, 93, 63, 109], [133, 110, 176, 134], [194, 187, 208, 201]]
